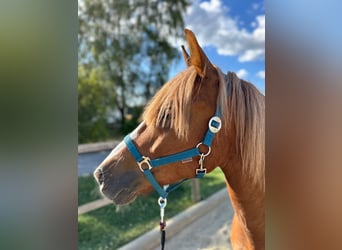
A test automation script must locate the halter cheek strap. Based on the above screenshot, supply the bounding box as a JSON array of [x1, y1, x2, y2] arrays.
[[124, 113, 222, 199]]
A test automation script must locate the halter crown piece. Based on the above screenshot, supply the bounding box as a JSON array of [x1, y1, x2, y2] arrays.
[[124, 74, 230, 250]]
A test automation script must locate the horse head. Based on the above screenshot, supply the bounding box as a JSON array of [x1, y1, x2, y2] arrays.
[[94, 29, 231, 205]]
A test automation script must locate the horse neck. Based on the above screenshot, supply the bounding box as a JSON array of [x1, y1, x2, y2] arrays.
[[220, 156, 265, 249]]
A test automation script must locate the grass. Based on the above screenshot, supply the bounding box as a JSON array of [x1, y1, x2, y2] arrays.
[[78, 174, 103, 206], [78, 167, 226, 250]]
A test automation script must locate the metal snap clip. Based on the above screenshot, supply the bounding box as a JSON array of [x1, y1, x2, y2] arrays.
[[158, 197, 167, 208]]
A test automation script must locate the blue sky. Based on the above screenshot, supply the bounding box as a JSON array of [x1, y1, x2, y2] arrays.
[[169, 0, 265, 93]]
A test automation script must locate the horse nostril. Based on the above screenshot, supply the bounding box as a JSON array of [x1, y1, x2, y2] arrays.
[[94, 168, 104, 185]]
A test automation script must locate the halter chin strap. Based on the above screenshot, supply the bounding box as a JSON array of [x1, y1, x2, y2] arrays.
[[124, 109, 222, 199]]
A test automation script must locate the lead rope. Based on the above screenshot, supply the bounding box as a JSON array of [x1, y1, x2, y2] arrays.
[[158, 186, 168, 250], [157, 152, 209, 250]]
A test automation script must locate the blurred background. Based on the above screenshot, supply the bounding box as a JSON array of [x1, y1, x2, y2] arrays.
[[1, 0, 341, 249]]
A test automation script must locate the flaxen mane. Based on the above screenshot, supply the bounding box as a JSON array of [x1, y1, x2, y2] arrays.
[[143, 66, 264, 189], [143, 66, 197, 139], [227, 72, 265, 190], [143, 66, 228, 140]]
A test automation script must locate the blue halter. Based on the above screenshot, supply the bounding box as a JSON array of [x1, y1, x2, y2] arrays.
[[124, 72, 230, 199], [124, 109, 222, 199]]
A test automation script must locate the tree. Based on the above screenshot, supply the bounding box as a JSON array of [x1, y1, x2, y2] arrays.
[[78, 0, 189, 131], [78, 65, 113, 143]]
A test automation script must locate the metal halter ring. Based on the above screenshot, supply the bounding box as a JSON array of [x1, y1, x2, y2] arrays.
[[196, 142, 211, 157], [158, 197, 167, 208], [208, 116, 222, 133], [137, 156, 152, 172]]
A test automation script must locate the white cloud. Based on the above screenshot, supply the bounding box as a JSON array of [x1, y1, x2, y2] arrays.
[[199, 0, 222, 13], [236, 69, 248, 79], [256, 70, 265, 79], [183, 0, 265, 62], [239, 49, 264, 62]]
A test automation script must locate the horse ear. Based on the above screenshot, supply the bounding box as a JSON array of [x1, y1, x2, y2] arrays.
[[184, 29, 214, 78], [181, 45, 190, 67]]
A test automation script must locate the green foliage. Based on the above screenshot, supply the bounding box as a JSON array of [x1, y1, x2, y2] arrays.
[[78, 168, 226, 249], [121, 106, 144, 134], [78, 0, 189, 142], [78, 65, 115, 143], [78, 175, 103, 206]]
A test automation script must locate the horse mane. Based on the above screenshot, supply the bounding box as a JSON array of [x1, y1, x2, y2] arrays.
[[143, 66, 264, 190], [143, 66, 196, 139], [227, 72, 265, 190]]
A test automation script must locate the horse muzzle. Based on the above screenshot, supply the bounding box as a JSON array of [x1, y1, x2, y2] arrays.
[[94, 165, 141, 205], [94, 168, 104, 185]]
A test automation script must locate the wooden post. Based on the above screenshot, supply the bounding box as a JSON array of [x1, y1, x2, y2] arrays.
[[191, 179, 201, 202]]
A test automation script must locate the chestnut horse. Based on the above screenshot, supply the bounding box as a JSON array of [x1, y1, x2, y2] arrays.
[[94, 29, 264, 250]]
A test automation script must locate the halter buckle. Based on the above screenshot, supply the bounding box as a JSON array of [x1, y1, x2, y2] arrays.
[[208, 116, 222, 133], [137, 156, 152, 172]]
